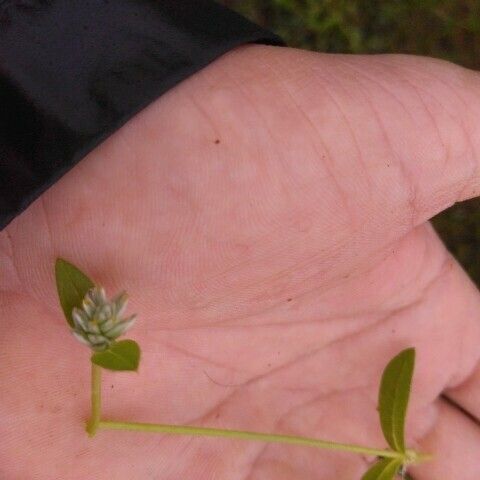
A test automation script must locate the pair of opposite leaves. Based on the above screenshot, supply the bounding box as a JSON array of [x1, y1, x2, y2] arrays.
[[55, 258, 415, 480], [363, 346, 415, 479], [55, 258, 140, 371]]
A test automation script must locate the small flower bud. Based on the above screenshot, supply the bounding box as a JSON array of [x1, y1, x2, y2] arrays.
[[71, 286, 136, 351]]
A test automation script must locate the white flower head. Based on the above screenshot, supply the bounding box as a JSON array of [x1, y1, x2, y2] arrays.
[[71, 286, 136, 351]]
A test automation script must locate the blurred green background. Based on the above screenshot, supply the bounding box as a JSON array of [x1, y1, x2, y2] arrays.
[[221, 0, 480, 285]]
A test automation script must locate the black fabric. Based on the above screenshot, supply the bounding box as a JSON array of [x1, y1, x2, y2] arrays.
[[0, 0, 283, 230]]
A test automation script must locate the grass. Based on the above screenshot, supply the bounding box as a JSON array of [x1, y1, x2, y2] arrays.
[[221, 0, 480, 285]]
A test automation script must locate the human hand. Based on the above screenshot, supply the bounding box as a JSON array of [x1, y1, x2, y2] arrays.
[[2, 45, 480, 479]]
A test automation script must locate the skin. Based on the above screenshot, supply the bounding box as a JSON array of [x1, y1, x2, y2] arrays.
[[1, 45, 480, 479]]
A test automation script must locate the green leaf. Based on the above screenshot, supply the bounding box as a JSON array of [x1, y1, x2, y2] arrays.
[[55, 258, 94, 327], [361, 458, 402, 480], [378, 348, 415, 453], [91, 340, 140, 371]]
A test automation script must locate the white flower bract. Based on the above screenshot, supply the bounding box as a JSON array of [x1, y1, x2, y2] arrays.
[[71, 286, 136, 351]]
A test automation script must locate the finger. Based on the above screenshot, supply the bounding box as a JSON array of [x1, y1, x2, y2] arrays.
[[411, 399, 480, 480], [226, 47, 480, 227], [444, 363, 480, 422], [401, 225, 480, 418], [415, 226, 480, 420]]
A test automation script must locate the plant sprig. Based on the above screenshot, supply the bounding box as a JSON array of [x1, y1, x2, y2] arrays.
[[55, 258, 432, 479], [56, 259, 140, 371]]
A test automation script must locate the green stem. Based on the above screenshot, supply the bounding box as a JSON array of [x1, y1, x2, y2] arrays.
[[86, 363, 102, 437], [86, 365, 431, 464], [99, 420, 404, 460]]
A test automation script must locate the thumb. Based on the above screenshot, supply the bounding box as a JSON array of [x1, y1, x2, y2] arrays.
[[221, 47, 480, 235], [333, 53, 480, 227]]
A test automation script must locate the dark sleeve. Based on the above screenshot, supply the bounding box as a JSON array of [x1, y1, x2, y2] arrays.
[[0, 0, 284, 230]]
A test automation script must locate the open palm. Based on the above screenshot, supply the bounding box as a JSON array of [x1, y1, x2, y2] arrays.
[[2, 45, 480, 479]]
